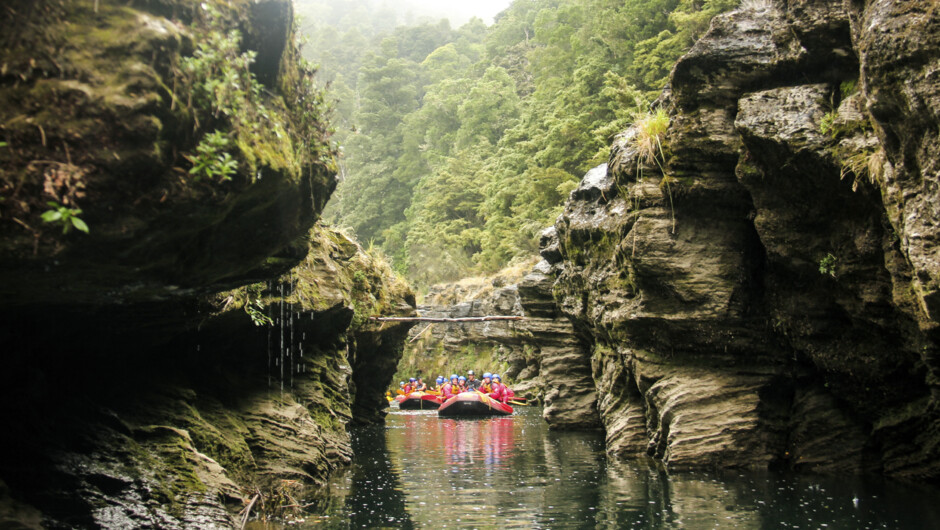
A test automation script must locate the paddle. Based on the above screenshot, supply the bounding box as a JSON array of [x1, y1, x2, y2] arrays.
[[508, 400, 528, 406]]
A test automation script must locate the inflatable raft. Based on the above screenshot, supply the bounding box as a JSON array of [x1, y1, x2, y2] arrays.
[[398, 391, 444, 410], [438, 392, 513, 417]]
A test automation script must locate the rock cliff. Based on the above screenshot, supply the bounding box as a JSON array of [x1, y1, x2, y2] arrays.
[[0, 0, 415, 526], [543, 0, 940, 479]]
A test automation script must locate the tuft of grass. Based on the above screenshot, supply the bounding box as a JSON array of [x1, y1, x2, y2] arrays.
[[631, 108, 675, 237], [634, 108, 670, 167], [841, 148, 886, 191]]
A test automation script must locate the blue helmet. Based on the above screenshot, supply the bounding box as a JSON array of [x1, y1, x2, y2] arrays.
[[399, 381, 405, 386], [458, 376, 466, 381], [409, 377, 416, 382], [483, 372, 492, 379], [451, 374, 459, 380], [492, 374, 501, 381], [436, 376, 444, 383]]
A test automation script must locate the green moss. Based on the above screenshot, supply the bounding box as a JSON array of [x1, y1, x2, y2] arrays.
[[130, 426, 209, 517], [179, 403, 255, 479], [309, 406, 342, 432], [604, 267, 638, 296]]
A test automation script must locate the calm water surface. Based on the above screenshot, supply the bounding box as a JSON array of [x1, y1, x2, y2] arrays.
[[294, 406, 939, 529]]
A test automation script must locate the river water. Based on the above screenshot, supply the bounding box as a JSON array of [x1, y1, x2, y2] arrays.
[[288, 405, 939, 529]]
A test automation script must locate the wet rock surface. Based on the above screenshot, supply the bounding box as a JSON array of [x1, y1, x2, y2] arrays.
[[0, 225, 415, 528], [544, 0, 940, 478]]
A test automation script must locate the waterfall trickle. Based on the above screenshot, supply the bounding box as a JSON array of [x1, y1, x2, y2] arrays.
[[289, 308, 295, 390], [279, 282, 285, 393], [267, 280, 274, 388]]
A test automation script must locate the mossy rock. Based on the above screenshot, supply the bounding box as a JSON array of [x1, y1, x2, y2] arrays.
[[0, 0, 336, 308]]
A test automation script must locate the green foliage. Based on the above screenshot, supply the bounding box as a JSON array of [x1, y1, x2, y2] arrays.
[[629, 0, 739, 97], [185, 131, 238, 182], [172, 2, 335, 184], [635, 108, 670, 167], [820, 111, 837, 136], [352, 269, 370, 289], [245, 298, 273, 326], [179, 23, 261, 121], [840, 79, 858, 99], [41, 201, 89, 234], [308, 0, 736, 288], [0, 141, 7, 147], [819, 253, 837, 277]]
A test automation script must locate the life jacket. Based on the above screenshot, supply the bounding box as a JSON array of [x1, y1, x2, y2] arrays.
[[441, 382, 455, 399], [416, 382, 427, 391], [403, 384, 414, 394], [480, 382, 492, 394], [488, 383, 506, 402]]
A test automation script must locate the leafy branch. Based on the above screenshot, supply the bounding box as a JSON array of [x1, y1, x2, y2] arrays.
[[819, 253, 837, 277], [41, 201, 89, 234], [245, 298, 273, 326]]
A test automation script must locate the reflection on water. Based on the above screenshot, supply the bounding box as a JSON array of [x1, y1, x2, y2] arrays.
[[297, 406, 940, 529]]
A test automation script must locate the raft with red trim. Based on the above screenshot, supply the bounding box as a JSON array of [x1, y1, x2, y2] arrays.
[[437, 392, 513, 417], [398, 391, 444, 410]]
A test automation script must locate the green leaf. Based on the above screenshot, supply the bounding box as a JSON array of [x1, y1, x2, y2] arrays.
[[71, 217, 90, 233], [41, 210, 62, 223]]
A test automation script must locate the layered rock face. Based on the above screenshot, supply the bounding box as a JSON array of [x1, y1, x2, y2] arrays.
[[545, 0, 940, 478], [0, 1, 415, 526], [0, 225, 414, 527]]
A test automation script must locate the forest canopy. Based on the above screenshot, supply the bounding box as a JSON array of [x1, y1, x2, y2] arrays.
[[298, 0, 738, 288]]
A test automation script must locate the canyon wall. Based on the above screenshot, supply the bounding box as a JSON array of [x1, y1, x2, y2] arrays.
[[0, 1, 414, 526], [543, 0, 940, 478]]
